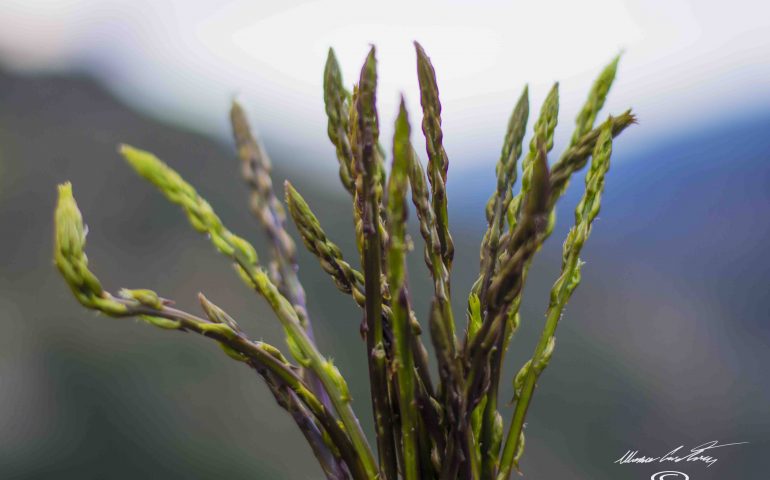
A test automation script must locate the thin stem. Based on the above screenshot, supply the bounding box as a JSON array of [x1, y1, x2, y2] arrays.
[[286, 181, 436, 399], [475, 87, 529, 479], [246, 266, 379, 478], [117, 147, 379, 478], [495, 277, 569, 480], [415, 41, 454, 272], [387, 98, 420, 480], [356, 46, 398, 479], [498, 120, 615, 479], [139, 301, 366, 478], [230, 100, 333, 414]]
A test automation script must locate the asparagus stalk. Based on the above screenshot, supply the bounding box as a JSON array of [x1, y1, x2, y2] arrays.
[[324, 48, 356, 196], [53, 43, 637, 479], [549, 109, 635, 206], [484, 56, 626, 479], [53, 183, 364, 480], [285, 181, 366, 304], [286, 181, 436, 403], [472, 86, 529, 479], [471, 84, 558, 477], [386, 97, 420, 480], [498, 119, 615, 480], [230, 100, 333, 413], [415, 41, 455, 274], [118, 146, 378, 478], [353, 46, 398, 480]]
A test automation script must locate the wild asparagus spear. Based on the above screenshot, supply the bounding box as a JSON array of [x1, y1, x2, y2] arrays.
[[386, 97, 420, 480], [498, 119, 615, 480], [119, 146, 378, 478], [230, 100, 334, 414], [54, 42, 637, 479], [53, 183, 363, 480], [415, 41, 454, 275], [352, 47, 398, 480]]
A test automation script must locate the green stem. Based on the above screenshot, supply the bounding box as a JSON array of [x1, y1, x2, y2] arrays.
[[499, 119, 615, 479], [230, 101, 333, 415], [496, 255, 576, 480], [247, 266, 379, 478], [126, 299, 366, 480], [363, 216, 397, 479], [356, 46, 398, 480], [388, 99, 421, 480]]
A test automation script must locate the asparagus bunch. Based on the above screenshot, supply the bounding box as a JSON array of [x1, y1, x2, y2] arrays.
[[54, 42, 634, 480]]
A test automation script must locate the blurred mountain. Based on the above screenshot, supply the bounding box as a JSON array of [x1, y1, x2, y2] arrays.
[[0, 69, 362, 480], [0, 69, 767, 479]]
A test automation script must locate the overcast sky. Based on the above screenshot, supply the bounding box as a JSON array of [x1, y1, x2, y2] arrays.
[[1, 0, 768, 173]]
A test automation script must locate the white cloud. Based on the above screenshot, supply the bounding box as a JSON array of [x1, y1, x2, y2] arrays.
[[0, 0, 767, 172]]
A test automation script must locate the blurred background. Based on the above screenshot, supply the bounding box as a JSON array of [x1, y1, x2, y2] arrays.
[[0, 1, 768, 479]]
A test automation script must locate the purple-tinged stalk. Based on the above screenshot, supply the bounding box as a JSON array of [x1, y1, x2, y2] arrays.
[[230, 100, 333, 414]]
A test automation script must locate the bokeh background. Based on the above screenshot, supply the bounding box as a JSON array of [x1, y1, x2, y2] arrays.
[[1, 1, 768, 479]]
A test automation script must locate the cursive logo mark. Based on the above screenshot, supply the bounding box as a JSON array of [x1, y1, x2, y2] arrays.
[[615, 440, 748, 468], [651, 472, 689, 480]]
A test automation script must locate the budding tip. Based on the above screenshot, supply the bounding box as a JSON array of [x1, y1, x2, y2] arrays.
[[230, 96, 244, 113], [118, 144, 145, 165], [283, 180, 294, 197], [57, 181, 73, 198]]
